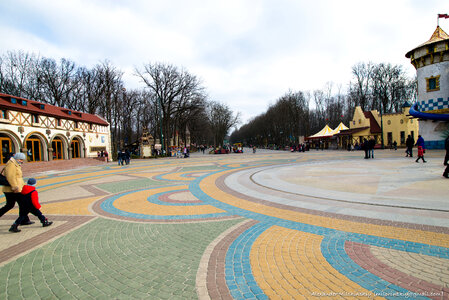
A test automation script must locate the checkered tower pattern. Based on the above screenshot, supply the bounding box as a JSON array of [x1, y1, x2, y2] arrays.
[[416, 60, 449, 113], [418, 97, 449, 112]]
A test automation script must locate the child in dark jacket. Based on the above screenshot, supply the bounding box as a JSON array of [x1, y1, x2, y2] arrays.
[[415, 146, 427, 163], [9, 178, 53, 233]]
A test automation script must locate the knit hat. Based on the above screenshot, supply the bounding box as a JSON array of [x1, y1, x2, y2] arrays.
[[27, 178, 37, 186], [13, 153, 26, 160]]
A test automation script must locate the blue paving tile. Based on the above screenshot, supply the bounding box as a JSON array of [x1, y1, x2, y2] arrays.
[[146, 190, 204, 206], [225, 223, 270, 300], [320, 237, 428, 300], [100, 188, 231, 220]]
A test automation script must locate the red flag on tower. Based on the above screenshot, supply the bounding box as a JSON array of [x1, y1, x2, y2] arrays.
[[438, 14, 448, 26]]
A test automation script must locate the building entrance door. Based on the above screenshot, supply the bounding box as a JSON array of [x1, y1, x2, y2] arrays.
[[26, 138, 42, 162], [71, 139, 80, 158], [52, 139, 63, 160], [0, 137, 12, 164]]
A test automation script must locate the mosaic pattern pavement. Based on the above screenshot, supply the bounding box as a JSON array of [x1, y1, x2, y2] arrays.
[[0, 149, 448, 299]]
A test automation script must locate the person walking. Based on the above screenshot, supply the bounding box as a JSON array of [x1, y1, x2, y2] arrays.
[[443, 135, 449, 178], [415, 135, 425, 149], [125, 149, 131, 165], [0, 153, 33, 225], [414, 135, 426, 163], [415, 146, 427, 163], [9, 178, 53, 233], [405, 135, 415, 157], [117, 150, 124, 166], [368, 137, 376, 159]]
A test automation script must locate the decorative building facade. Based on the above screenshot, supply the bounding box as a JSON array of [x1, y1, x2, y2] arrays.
[[336, 104, 419, 148], [406, 25, 449, 149], [0, 93, 111, 164]]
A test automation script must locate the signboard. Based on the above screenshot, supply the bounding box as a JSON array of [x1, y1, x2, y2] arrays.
[[90, 146, 106, 153], [141, 147, 152, 157]]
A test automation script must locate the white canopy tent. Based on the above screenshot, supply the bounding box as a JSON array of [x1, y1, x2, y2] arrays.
[[306, 123, 349, 149]]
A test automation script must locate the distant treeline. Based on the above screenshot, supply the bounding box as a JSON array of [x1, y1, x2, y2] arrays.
[[230, 62, 416, 147]]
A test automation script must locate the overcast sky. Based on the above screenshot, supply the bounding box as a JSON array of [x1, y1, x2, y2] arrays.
[[0, 0, 447, 124]]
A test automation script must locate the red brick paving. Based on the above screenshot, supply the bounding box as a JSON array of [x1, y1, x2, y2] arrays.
[[346, 241, 448, 300], [21, 158, 107, 177]]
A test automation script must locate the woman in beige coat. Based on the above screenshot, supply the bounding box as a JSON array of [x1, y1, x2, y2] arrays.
[[0, 153, 32, 226]]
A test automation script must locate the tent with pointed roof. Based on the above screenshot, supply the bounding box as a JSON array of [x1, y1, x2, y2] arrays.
[[331, 122, 349, 135], [306, 125, 334, 139], [306, 123, 349, 140]]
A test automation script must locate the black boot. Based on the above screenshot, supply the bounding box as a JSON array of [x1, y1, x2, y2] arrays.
[[42, 219, 53, 227], [9, 224, 21, 233], [21, 221, 35, 225]]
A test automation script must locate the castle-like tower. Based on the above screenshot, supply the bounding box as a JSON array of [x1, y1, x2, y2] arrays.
[[406, 25, 449, 149]]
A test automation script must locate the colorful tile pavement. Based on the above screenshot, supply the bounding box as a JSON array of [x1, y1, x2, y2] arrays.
[[0, 148, 448, 299]]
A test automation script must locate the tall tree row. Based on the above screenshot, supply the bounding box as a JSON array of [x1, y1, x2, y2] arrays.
[[0, 51, 238, 154], [1, 50, 416, 152]]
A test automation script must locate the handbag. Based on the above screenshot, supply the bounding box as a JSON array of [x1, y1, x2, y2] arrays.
[[0, 168, 10, 186]]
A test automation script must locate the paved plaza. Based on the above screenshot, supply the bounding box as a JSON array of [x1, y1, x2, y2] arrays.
[[0, 148, 448, 299]]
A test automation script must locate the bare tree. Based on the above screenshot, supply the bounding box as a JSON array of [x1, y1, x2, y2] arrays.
[[349, 62, 374, 111], [0, 50, 41, 99], [37, 57, 78, 107], [135, 62, 207, 151], [371, 63, 412, 113], [208, 101, 240, 147]]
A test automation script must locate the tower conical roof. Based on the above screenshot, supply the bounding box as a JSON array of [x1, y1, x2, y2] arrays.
[[405, 26, 449, 58]]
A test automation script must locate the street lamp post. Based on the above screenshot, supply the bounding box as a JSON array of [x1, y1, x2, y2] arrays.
[[158, 97, 164, 155], [380, 102, 385, 149]]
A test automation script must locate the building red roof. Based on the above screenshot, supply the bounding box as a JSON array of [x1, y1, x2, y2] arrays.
[[363, 111, 381, 134], [0, 93, 109, 126]]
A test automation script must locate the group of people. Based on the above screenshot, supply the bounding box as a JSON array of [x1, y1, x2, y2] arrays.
[[117, 149, 131, 165], [0, 153, 52, 233], [176, 146, 189, 158], [361, 138, 376, 159], [362, 133, 449, 178], [405, 134, 427, 163], [290, 143, 308, 152], [96, 150, 109, 162]]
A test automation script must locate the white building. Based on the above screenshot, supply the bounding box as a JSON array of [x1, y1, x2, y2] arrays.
[[406, 25, 449, 149], [0, 93, 111, 164]]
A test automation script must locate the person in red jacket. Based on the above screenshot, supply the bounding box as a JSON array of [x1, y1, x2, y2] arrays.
[[415, 146, 427, 163], [9, 178, 53, 233]]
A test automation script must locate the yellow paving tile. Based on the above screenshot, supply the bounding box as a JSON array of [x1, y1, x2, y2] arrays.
[[9, 196, 101, 215], [113, 185, 224, 216], [160, 171, 197, 181], [250, 225, 378, 299]]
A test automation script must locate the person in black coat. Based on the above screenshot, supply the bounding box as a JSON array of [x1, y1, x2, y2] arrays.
[[362, 138, 369, 159], [443, 135, 449, 178], [405, 135, 415, 157]]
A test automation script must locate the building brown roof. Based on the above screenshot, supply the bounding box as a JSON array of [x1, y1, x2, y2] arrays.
[[363, 111, 381, 134], [0, 93, 109, 126], [334, 127, 370, 136]]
